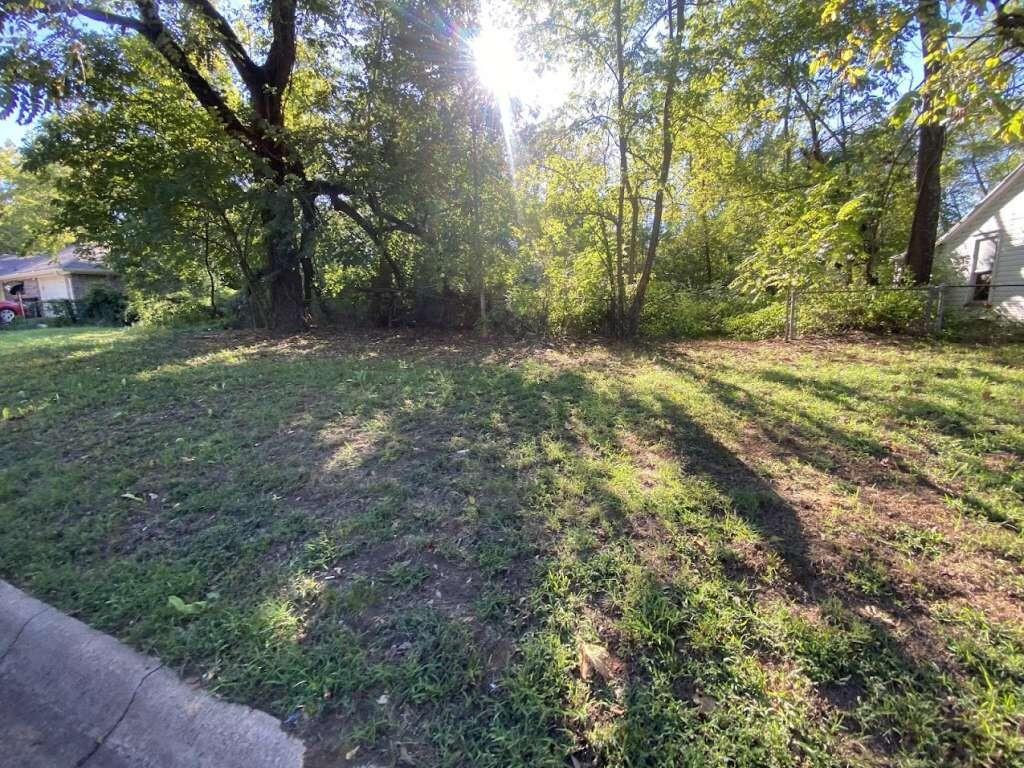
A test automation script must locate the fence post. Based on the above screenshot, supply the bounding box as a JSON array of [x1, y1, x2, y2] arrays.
[[933, 284, 946, 336]]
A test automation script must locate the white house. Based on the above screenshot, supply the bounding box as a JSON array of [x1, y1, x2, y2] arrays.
[[0, 245, 118, 316], [935, 162, 1024, 321]]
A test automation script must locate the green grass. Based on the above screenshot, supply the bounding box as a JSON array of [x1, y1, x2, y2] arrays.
[[1, 326, 1023, 767]]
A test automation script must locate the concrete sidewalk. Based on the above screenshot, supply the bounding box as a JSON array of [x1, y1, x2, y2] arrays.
[[0, 581, 305, 768]]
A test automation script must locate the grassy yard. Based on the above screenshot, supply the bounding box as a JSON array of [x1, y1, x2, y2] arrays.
[[1, 327, 1023, 767]]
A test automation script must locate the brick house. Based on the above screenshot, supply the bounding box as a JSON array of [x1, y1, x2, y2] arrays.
[[0, 245, 119, 317]]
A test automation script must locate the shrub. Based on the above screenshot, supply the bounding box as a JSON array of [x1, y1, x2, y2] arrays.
[[941, 309, 1024, 343], [640, 282, 735, 339], [639, 284, 930, 341], [128, 291, 218, 327], [800, 288, 927, 335], [46, 299, 81, 326], [82, 285, 128, 325], [545, 250, 612, 336], [722, 302, 787, 339]]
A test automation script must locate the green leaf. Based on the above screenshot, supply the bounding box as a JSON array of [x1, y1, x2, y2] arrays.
[[168, 595, 206, 616]]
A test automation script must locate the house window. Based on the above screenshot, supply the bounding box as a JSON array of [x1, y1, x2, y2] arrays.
[[970, 234, 999, 303], [972, 269, 992, 302]]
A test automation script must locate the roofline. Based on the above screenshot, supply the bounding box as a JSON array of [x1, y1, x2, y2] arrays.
[[937, 161, 1024, 246], [0, 266, 117, 281]]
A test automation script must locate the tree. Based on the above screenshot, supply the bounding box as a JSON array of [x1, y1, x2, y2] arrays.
[[518, 0, 690, 337], [0, 1, 462, 330], [820, 1, 1024, 283], [23, 38, 259, 318], [0, 145, 72, 254], [904, 0, 947, 284]]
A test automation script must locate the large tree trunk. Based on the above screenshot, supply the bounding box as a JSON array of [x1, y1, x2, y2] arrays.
[[905, 123, 945, 283], [263, 187, 306, 332], [904, 0, 946, 285]]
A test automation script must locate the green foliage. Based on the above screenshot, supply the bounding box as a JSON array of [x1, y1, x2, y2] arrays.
[[639, 283, 737, 339], [941, 310, 1024, 344], [822, 0, 1024, 142], [800, 288, 928, 335], [128, 291, 221, 328], [1, 0, 1020, 338], [23, 37, 254, 324], [46, 299, 81, 327], [82, 286, 127, 326], [723, 303, 789, 340], [0, 146, 73, 254]]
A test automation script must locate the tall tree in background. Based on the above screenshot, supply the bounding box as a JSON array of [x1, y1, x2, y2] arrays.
[[22, 39, 260, 319], [524, 0, 689, 337], [1, 1, 1019, 337], [905, 0, 946, 284], [0, 146, 72, 254], [624, 0, 685, 335], [822, 0, 1024, 284]]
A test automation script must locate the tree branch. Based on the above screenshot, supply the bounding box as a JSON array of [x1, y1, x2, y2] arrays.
[[70, 3, 144, 32], [309, 180, 382, 244], [264, 0, 298, 89], [111, 2, 261, 156], [181, 0, 264, 93]]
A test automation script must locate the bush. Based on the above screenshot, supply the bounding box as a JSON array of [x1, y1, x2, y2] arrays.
[[800, 288, 927, 335], [545, 250, 613, 336], [38, 299, 89, 326], [640, 282, 737, 339], [637, 284, 932, 341], [128, 291, 219, 327], [83, 286, 128, 325], [941, 309, 1024, 343], [722, 302, 787, 339]]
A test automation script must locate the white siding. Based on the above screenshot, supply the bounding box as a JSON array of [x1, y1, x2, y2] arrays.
[[937, 169, 1024, 321], [36, 274, 71, 300], [34, 273, 72, 317]]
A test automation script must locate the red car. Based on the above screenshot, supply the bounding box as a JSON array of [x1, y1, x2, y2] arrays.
[[0, 300, 25, 324]]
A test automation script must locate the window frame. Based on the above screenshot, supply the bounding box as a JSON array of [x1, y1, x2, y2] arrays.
[[968, 232, 1001, 305]]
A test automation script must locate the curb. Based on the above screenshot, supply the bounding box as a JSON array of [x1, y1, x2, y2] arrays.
[[0, 581, 305, 768]]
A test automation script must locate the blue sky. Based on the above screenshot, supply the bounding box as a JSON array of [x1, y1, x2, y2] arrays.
[[0, 118, 30, 147]]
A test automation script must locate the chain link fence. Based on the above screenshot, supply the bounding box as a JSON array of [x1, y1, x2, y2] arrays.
[[781, 283, 1024, 341]]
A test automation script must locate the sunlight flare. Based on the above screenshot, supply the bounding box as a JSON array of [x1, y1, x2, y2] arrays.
[[471, 4, 520, 178]]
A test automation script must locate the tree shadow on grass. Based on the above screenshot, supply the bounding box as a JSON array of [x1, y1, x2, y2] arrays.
[[290, 356, 1015, 766], [672, 360, 954, 498], [760, 367, 995, 442], [1, 330, 1021, 767]]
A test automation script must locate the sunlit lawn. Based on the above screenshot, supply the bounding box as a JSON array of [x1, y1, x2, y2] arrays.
[[1, 326, 1023, 767]]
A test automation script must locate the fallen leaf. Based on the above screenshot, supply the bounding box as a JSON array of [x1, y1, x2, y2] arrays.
[[578, 641, 624, 684], [167, 595, 207, 616], [694, 693, 718, 715]]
